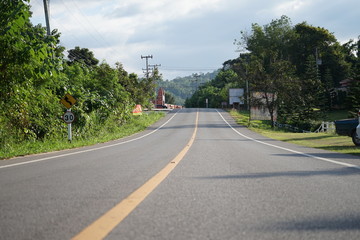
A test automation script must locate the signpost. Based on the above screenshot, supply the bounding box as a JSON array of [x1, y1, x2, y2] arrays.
[[60, 94, 76, 142], [62, 110, 75, 142]]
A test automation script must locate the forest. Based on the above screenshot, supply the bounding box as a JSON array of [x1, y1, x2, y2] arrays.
[[157, 71, 217, 105], [186, 16, 360, 129]]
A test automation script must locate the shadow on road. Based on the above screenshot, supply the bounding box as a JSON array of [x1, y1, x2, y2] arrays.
[[195, 167, 360, 180], [261, 213, 360, 231], [272, 152, 360, 160]]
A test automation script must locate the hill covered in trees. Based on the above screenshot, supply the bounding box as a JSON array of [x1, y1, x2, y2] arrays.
[[156, 71, 218, 105]]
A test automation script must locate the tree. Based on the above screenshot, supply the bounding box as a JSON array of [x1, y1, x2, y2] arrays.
[[0, 0, 63, 140], [212, 69, 238, 88], [231, 16, 359, 127], [292, 22, 351, 93], [299, 55, 326, 120], [240, 16, 295, 66], [236, 16, 301, 126], [68, 46, 99, 66], [165, 92, 175, 104], [247, 56, 299, 126], [347, 80, 360, 112], [346, 37, 360, 112]]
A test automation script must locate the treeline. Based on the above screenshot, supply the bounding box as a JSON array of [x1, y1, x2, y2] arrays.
[[186, 16, 360, 128], [0, 0, 156, 147], [157, 71, 217, 105]]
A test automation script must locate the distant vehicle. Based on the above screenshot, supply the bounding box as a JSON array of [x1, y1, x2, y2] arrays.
[[334, 118, 360, 146]]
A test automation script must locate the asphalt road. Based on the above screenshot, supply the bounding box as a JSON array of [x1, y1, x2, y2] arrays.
[[1, 108, 360, 240]]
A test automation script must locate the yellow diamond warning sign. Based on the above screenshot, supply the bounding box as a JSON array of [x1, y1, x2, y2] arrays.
[[60, 93, 77, 109]]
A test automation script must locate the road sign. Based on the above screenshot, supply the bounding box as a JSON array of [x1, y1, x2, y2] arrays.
[[60, 93, 77, 109], [63, 111, 75, 124]]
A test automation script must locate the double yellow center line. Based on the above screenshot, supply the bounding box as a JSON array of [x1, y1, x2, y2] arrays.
[[72, 111, 199, 240]]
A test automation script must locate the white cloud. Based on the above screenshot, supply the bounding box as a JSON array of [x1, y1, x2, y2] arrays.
[[275, 0, 307, 13], [30, 0, 360, 80]]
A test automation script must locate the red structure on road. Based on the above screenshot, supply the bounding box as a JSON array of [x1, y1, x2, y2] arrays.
[[155, 88, 165, 107], [153, 87, 183, 109]]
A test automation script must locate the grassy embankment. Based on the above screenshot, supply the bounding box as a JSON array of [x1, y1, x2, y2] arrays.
[[0, 111, 165, 160], [229, 109, 360, 156]]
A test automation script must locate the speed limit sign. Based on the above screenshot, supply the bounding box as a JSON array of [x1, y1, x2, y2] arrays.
[[63, 111, 75, 124]]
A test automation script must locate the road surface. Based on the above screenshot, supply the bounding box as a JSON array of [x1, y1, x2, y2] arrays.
[[1, 108, 360, 239]]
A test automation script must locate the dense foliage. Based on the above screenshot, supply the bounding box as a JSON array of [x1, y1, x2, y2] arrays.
[[186, 16, 359, 128], [157, 72, 217, 105], [0, 0, 157, 156]]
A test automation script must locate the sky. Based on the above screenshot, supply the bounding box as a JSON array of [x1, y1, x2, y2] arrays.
[[29, 0, 360, 80]]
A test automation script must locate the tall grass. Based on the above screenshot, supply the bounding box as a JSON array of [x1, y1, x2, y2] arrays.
[[0, 112, 165, 160]]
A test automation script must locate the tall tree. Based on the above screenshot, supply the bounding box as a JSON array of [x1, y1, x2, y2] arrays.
[[292, 22, 351, 89], [247, 55, 298, 126], [165, 92, 175, 104], [346, 37, 360, 112], [68, 46, 99, 66], [299, 55, 326, 120], [0, 0, 63, 140], [236, 16, 301, 126], [241, 15, 295, 66]]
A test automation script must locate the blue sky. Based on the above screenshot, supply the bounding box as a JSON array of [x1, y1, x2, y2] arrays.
[[29, 0, 360, 80]]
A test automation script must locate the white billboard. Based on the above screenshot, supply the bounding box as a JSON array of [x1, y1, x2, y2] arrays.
[[229, 88, 244, 105]]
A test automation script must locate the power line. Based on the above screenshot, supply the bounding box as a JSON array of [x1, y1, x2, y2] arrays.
[[160, 66, 220, 71], [149, 64, 161, 73], [32, 0, 125, 66], [69, 0, 117, 51], [58, 0, 105, 48]]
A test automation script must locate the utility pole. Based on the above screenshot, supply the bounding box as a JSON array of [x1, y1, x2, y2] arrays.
[[141, 55, 153, 79], [193, 73, 200, 92], [43, 0, 51, 35], [149, 64, 161, 108], [193, 73, 200, 108]]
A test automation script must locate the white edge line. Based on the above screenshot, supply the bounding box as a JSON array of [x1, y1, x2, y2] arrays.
[[216, 110, 360, 170], [0, 111, 179, 169]]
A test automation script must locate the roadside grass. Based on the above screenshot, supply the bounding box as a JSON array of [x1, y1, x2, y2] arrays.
[[0, 112, 165, 160], [229, 109, 360, 156]]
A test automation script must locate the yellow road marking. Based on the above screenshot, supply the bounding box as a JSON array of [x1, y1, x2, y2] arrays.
[[72, 111, 199, 240]]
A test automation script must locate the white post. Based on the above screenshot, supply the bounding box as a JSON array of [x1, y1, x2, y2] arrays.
[[68, 123, 72, 142], [67, 109, 72, 142]]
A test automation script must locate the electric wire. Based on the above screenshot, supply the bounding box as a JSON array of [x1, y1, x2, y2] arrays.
[[30, 0, 123, 66]]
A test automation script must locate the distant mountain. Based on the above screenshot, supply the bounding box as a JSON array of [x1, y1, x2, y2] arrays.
[[156, 71, 219, 105]]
